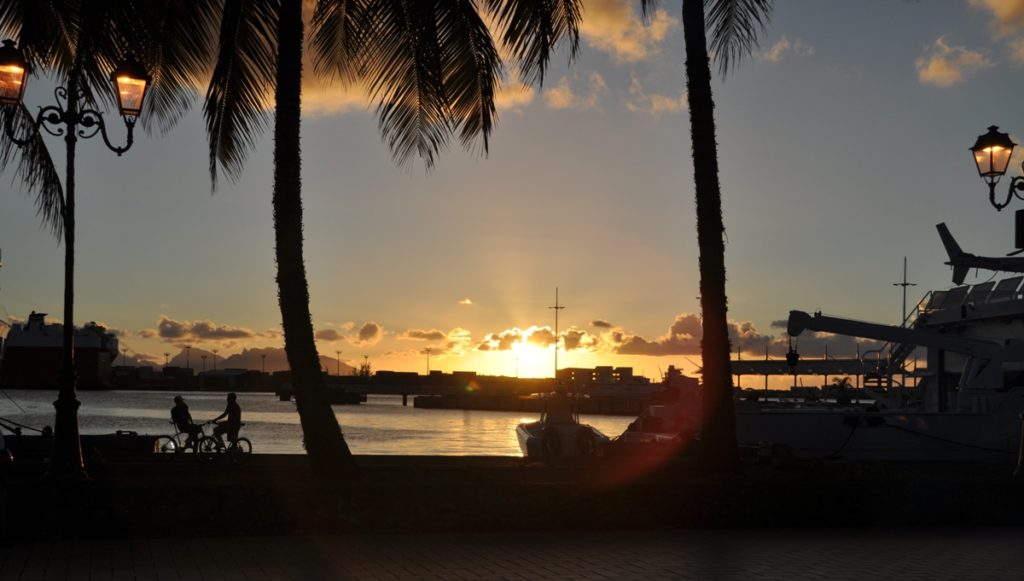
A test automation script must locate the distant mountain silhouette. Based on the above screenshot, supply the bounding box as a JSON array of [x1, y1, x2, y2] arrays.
[[167, 346, 355, 374]]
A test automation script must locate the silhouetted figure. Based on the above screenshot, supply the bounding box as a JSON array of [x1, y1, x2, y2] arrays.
[[212, 392, 242, 448], [171, 395, 202, 451]]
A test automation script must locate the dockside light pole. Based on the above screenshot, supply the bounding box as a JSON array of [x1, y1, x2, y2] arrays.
[[0, 40, 150, 479]]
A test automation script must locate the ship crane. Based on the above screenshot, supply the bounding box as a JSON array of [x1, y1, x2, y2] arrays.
[[787, 310, 1024, 409]]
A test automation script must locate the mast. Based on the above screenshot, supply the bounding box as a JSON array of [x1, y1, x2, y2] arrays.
[[548, 287, 565, 379]]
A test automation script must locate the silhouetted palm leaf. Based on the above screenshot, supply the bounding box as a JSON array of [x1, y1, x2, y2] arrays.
[[310, 0, 366, 85], [204, 0, 278, 186], [0, 104, 64, 240], [642, 0, 772, 77], [484, 0, 581, 87], [126, 0, 221, 136], [706, 0, 772, 76]]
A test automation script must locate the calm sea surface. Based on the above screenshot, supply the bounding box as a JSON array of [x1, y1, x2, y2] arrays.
[[0, 390, 634, 456]]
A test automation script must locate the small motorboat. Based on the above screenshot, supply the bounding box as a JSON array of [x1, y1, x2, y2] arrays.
[[516, 389, 608, 459]]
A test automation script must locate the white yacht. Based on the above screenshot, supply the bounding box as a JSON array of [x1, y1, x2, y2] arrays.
[[734, 224, 1024, 463]]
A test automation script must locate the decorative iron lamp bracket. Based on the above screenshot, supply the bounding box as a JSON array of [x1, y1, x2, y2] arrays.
[[3, 85, 135, 156], [988, 171, 1024, 212]]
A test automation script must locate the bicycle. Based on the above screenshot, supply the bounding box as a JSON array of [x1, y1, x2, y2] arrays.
[[154, 421, 203, 458], [196, 422, 252, 464]]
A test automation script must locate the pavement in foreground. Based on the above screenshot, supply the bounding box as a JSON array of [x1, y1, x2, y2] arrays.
[[2, 528, 1022, 580]]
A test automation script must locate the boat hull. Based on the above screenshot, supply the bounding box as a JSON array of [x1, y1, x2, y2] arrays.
[[736, 392, 1024, 463], [516, 421, 609, 459]]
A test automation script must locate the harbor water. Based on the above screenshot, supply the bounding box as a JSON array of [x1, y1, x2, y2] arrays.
[[0, 390, 635, 456]]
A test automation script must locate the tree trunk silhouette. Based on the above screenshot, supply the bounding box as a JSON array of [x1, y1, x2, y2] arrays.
[[273, 0, 355, 473], [681, 0, 739, 472]]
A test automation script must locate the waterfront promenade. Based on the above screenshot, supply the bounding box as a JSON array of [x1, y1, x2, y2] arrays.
[[4, 528, 1024, 580]]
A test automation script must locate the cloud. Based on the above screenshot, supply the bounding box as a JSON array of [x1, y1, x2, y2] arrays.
[[562, 327, 602, 351], [545, 77, 575, 109], [579, 0, 677, 63], [315, 329, 345, 342], [544, 73, 608, 110], [591, 319, 613, 328], [495, 71, 537, 112], [458, 298, 474, 306], [607, 313, 884, 358], [757, 36, 815, 62], [970, 0, 1024, 35], [526, 326, 556, 348], [915, 37, 992, 87], [477, 328, 524, 351], [353, 321, 383, 345], [625, 75, 686, 115], [139, 316, 265, 345], [401, 328, 448, 342]]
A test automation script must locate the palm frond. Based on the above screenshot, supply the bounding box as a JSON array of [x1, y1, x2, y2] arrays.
[[706, 0, 773, 77], [124, 0, 222, 136], [639, 0, 659, 20], [310, 0, 367, 84], [0, 104, 65, 240], [435, 0, 501, 155], [0, 0, 78, 75], [361, 0, 451, 169], [204, 0, 278, 187], [484, 0, 581, 87]]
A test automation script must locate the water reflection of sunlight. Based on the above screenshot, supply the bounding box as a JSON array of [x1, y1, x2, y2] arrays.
[[0, 390, 635, 456]]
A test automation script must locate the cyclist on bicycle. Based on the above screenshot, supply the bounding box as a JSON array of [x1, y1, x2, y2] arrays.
[[211, 392, 242, 449], [171, 395, 202, 451]]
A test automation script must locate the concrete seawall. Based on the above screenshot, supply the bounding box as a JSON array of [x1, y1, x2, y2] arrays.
[[4, 454, 1024, 539]]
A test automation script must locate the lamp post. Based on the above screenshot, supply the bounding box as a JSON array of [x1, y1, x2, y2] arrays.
[[335, 350, 342, 375], [971, 126, 1021, 211], [0, 40, 149, 478], [201, 355, 207, 372], [184, 344, 192, 370], [261, 353, 267, 374], [211, 349, 218, 370]]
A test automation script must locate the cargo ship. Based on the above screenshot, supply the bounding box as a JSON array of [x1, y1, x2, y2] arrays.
[[0, 311, 119, 389]]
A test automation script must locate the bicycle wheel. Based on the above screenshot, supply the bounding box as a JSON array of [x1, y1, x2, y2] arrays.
[[229, 438, 252, 464], [155, 435, 178, 456], [197, 436, 220, 463]]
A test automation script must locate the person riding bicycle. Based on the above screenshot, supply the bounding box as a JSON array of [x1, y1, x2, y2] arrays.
[[170, 395, 202, 451], [211, 392, 242, 449]]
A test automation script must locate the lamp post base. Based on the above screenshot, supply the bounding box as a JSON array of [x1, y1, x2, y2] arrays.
[[47, 390, 88, 482]]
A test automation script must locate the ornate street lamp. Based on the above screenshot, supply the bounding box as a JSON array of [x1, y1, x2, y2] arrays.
[[971, 125, 1022, 211], [0, 40, 28, 106], [0, 39, 149, 479]]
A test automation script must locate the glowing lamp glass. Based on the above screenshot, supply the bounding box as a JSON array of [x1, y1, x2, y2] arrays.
[[971, 126, 1017, 181], [0, 63, 25, 105], [109, 58, 150, 119], [115, 76, 147, 117], [0, 40, 27, 106]]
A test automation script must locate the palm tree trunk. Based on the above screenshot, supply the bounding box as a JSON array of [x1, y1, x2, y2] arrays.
[[273, 0, 355, 474], [681, 0, 739, 473]]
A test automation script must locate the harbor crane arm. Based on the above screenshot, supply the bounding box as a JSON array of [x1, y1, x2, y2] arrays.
[[787, 310, 1024, 362], [788, 310, 1024, 394]]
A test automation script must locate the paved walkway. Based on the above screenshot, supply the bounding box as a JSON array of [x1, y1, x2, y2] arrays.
[[2, 528, 1023, 580]]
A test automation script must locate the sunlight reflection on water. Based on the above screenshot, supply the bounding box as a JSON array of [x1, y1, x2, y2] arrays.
[[0, 390, 633, 456]]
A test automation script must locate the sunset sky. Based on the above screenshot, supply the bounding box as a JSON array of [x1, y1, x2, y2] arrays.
[[3, 0, 1024, 379]]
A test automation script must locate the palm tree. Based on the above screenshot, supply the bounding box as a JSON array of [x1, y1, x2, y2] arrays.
[[643, 0, 772, 472], [203, 0, 582, 473], [0, 0, 213, 476]]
